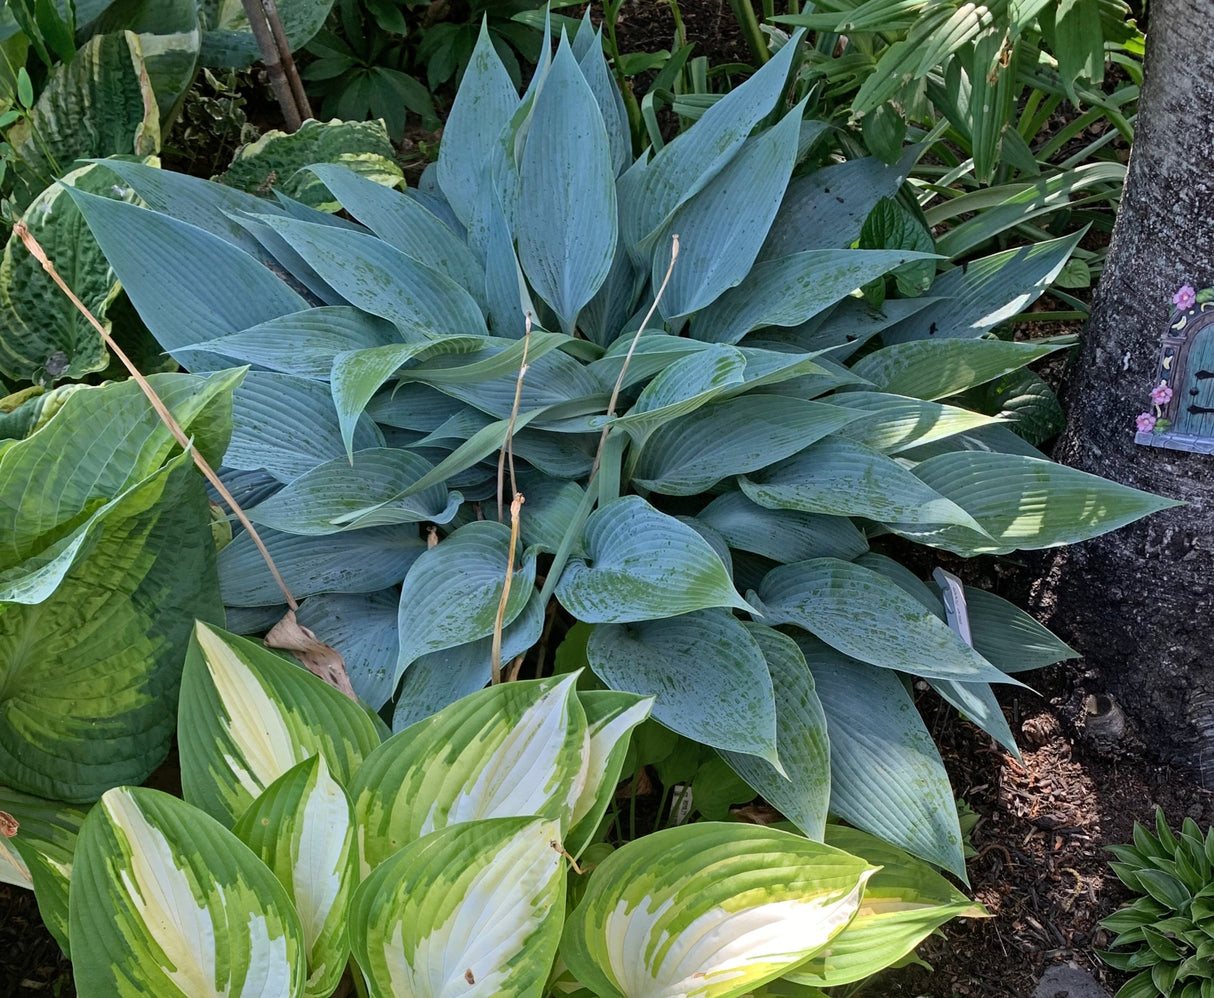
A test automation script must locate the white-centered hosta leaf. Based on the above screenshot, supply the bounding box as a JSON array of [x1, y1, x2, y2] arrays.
[[751, 558, 1012, 684], [69, 786, 306, 998], [352, 675, 587, 872], [830, 392, 1002, 453], [560, 822, 876, 998], [395, 519, 537, 679], [234, 756, 357, 998], [178, 622, 381, 826], [556, 496, 747, 622], [585, 610, 780, 766], [697, 491, 869, 563], [349, 817, 565, 998]]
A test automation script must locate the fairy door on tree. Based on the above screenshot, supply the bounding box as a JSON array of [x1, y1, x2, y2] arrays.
[[1175, 325, 1214, 438], [1136, 287, 1214, 454]]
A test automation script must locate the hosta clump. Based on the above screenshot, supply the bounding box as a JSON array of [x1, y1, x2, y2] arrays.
[[68, 12, 1172, 881], [1100, 807, 1214, 998]]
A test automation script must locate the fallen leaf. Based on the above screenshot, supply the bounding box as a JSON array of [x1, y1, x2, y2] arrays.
[[265, 610, 358, 701]]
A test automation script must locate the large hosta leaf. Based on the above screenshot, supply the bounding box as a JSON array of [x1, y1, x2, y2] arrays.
[[352, 675, 587, 871], [965, 587, 1078, 673], [585, 610, 779, 765], [295, 590, 400, 709], [830, 393, 1000, 453], [70, 787, 306, 998], [556, 496, 747, 622], [696, 491, 869, 563], [561, 822, 876, 998], [349, 817, 565, 998], [178, 622, 381, 826]]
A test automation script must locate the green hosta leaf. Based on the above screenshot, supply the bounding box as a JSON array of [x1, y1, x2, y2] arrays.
[[858, 196, 935, 297], [957, 368, 1066, 447], [561, 822, 876, 998], [697, 491, 869, 563], [248, 449, 459, 534], [718, 624, 831, 839], [395, 519, 537, 678], [903, 453, 1182, 555], [849, 338, 1065, 401], [609, 345, 747, 443], [352, 675, 587, 871], [516, 35, 617, 334], [556, 496, 747, 622], [794, 634, 966, 878], [741, 437, 988, 530], [752, 558, 1011, 684], [202, 0, 334, 67], [631, 396, 860, 496], [233, 756, 356, 998], [178, 622, 381, 826], [70, 786, 306, 998], [349, 817, 565, 998], [966, 587, 1078, 673], [589, 333, 713, 390], [786, 825, 987, 987], [0, 163, 137, 383], [586, 609, 779, 766], [830, 393, 1001, 453]]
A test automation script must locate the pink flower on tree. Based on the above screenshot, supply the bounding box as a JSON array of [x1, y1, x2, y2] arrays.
[[1136, 412, 1157, 433], [1150, 382, 1174, 405], [1173, 285, 1197, 310]]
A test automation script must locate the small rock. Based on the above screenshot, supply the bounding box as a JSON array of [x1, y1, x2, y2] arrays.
[[1033, 963, 1111, 998]]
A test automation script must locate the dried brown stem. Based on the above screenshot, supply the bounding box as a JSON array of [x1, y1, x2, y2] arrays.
[[490, 493, 524, 685], [497, 312, 532, 522]]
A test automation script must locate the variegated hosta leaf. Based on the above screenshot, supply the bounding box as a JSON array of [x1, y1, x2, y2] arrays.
[[561, 823, 877, 998], [349, 817, 566, 998], [233, 756, 356, 998], [69, 786, 306, 998], [351, 675, 588, 872], [178, 622, 381, 826]]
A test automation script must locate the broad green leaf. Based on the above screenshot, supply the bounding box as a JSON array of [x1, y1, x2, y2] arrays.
[[957, 368, 1065, 447], [741, 437, 988, 529], [608, 345, 747, 442], [752, 558, 1012, 684], [556, 496, 747, 622], [247, 449, 459, 534], [179, 622, 381, 826], [965, 587, 1078, 673], [349, 817, 565, 998], [786, 825, 987, 986], [858, 196, 935, 297], [353, 675, 587, 871], [631, 396, 860, 496], [395, 519, 537, 678], [849, 338, 1065, 401], [70, 786, 306, 998], [201, 0, 334, 67], [794, 634, 966, 878], [585, 609, 779, 766], [830, 393, 1001, 452], [516, 35, 617, 333], [718, 624, 831, 839], [561, 822, 876, 998], [697, 491, 869, 563], [233, 756, 356, 998], [296, 590, 399, 709]]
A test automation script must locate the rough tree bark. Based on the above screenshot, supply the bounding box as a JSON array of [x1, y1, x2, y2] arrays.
[[1034, 0, 1214, 783]]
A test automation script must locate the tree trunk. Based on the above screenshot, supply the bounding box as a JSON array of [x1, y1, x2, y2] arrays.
[[1035, 0, 1214, 783]]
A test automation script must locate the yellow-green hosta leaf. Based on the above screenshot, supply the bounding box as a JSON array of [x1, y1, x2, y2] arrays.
[[178, 622, 381, 826], [234, 756, 356, 998], [69, 786, 306, 998], [352, 675, 588, 872], [561, 823, 876, 998], [349, 817, 566, 998]]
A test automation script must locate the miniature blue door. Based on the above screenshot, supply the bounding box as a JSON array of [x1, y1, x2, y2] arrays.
[[1176, 326, 1214, 437]]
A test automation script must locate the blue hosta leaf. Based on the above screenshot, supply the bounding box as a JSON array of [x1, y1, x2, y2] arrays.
[[481, 186, 535, 338], [517, 475, 586, 554], [586, 609, 779, 765], [609, 344, 747, 442], [741, 437, 989, 529], [589, 333, 714, 391], [794, 634, 966, 878], [577, 27, 630, 176], [752, 558, 1013, 685], [654, 102, 805, 321], [718, 624, 831, 839], [396, 520, 537, 678], [70, 787, 306, 998], [218, 526, 426, 606], [516, 35, 618, 334], [556, 496, 747, 622], [631, 395, 861, 495], [247, 449, 458, 535], [68, 190, 306, 371], [965, 587, 1078, 673], [697, 491, 869, 563], [693, 249, 939, 344], [830, 393, 1001, 453], [296, 590, 399, 709], [787, 295, 938, 361]]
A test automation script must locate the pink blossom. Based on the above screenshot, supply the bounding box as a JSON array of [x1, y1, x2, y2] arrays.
[[1173, 285, 1197, 310], [1150, 382, 1174, 405], [1136, 412, 1157, 433]]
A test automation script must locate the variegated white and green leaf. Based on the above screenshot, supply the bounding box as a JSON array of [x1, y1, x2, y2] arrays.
[[561, 823, 876, 998], [178, 622, 381, 826], [349, 817, 566, 998], [69, 786, 306, 998]]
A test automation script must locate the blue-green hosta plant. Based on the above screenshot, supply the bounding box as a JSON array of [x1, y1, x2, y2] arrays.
[[11, 620, 979, 997], [67, 14, 1174, 884]]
